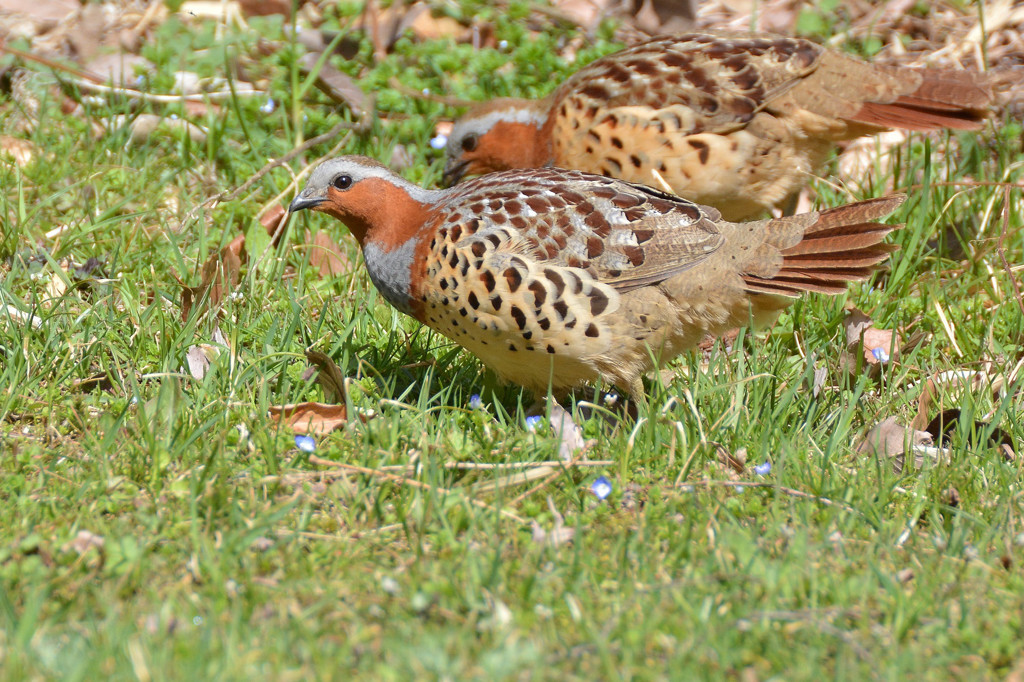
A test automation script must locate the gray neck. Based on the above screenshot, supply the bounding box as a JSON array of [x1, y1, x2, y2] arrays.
[[363, 240, 417, 316]]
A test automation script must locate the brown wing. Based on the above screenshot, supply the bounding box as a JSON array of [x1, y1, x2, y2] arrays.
[[548, 32, 990, 141], [548, 33, 824, 137], [438, 168, 725, 289]]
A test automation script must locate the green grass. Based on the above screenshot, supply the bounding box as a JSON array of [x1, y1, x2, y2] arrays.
[[2, 4, 1023, 679]]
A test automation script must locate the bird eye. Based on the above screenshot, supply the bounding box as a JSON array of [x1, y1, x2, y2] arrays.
[[332, 175, 353, 190], [461, 134, 479, 153]]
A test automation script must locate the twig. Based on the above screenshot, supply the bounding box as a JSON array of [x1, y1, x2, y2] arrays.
[[180, 119, 365, 229], [309, 455, 527, 524], [897, 180, 1024, 192], [508, 454, 599, 505], [75, 78, 265, 103], [0, 40, 105, 83], [0, 41, 266, 103], [377, 459, 615, 472], [678, 480, 863, 517]]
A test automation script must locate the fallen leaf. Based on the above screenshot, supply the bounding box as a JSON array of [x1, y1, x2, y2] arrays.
[[843, 307, 874, 347], [44, 264, 68, 303], [181, 233, 246, 320], [304, 350, 348, 403], [839, 307, 920, 377], [260, 204, 288, 247], [923, 408, 1016, 459], [238, 0, 305, 17], [0, 135, 36, 167], [85, 53, 153, 86], [71, 373, 116, 393], [298, 52, 370, 118], [268, 401, 348, 434], [632, 0, 698, 33], [185, 344, 216, 379], [553, 0, 617, 29], [838, 130, 907, 192], [65, 530, 105, 555], [714, 442, 747, 474], [306, 229, 350, 277], [856, 417, 935, 473], [407, 8, 469, 42], [0, 0, 77, 26], [105, 114, 209, 146], [2, 304, 43, 329], [548, 402, 588, 461], [389, 144, 414, 172], [531, 496, 575, 547]]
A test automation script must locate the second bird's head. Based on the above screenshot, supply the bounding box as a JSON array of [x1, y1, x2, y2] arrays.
[[442, 99, 549, 186]]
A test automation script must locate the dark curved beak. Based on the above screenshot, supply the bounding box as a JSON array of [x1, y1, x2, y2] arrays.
[[441, 159, 470, 187], [288, 194, 325, 213]]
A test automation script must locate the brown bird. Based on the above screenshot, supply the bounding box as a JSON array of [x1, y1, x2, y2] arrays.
[[290, 156, 904, 396], [443, 33, 989, 221]]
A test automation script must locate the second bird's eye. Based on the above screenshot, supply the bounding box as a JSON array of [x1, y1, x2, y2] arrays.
[[332, 175, 353, 190], [461, 134, 478, 152]]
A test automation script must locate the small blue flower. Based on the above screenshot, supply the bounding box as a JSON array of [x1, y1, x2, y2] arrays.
[[429, 134, 448, 150], [294, 434, 316, 453], [871, 347, 890, 363], [753, 461, 772, 476], [469, 394, 484, 410], [421, 87, 431, 96], [260, 98, 276, 114], [498, 40, 509, 50], [525, 415, 544, 432], [169, 113, 179, 120], [591, 476, 612, 500]]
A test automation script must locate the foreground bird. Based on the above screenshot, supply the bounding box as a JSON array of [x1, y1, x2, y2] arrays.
[[444, 33, 989, 221], [290, 156, 904, 396]]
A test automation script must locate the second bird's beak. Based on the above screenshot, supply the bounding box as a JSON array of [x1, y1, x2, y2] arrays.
[[441, 159, 470, 187]]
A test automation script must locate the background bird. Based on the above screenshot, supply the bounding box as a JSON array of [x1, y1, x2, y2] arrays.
[[291, 156, 905, 397], [443, 32, 989, 222]]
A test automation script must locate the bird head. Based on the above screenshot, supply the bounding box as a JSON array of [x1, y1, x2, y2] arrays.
[[442, 98, 550, 186], [290, 156, 433, 248]]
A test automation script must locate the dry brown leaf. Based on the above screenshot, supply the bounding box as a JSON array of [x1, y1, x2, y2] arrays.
[[548, 403, 589, 461], [856, 417, 934, 473], [0, 0, 77, 26], [269, 401, 348, 434], [839, 307, 910, 376], [306, 229, 350, 278], [298, 52, 370, 117], [185, 344, 216, 379], [106, 114, 209, 146], [408, 8, 466, 41], [632, 0, 698, 33], [0, 135, 36, 167], [64, 530, 105, 555], [304, 350, 348, 403], [531, 496, 575, 547], [181, 233, 246, 320], [553, 0, 615, 30], [71, 372, 116, 393], [714, 442, 747, 474], [837, 130, 907, 192], [260, 203, 288, 247], [84, 54, 153, 86], [238, 0, 305, 17]]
